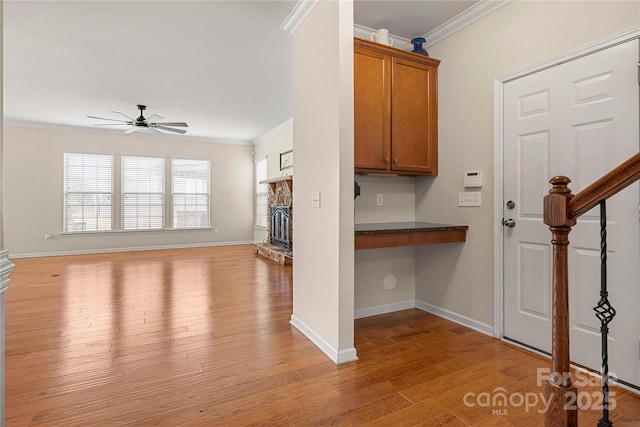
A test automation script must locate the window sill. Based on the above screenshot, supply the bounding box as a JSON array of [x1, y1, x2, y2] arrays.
[[60, 227, 214, 236]]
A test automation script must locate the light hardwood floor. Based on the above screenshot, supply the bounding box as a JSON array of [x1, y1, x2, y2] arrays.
[[5, 245, 640, 426]]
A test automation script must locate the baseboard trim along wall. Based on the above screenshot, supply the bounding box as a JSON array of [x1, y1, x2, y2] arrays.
[[354, 299, 416, 319], [353, 298, 494, 337], [290, 314, 358, 364], [8, 240, 255, 259], [415, 299, 494, 337]]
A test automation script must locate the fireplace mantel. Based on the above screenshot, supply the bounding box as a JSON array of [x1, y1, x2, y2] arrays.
[[260, 175, 293, 184], [260, 175, 292, 206]]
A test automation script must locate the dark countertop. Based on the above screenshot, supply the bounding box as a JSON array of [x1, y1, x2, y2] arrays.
[[355, 222, 468, 235]]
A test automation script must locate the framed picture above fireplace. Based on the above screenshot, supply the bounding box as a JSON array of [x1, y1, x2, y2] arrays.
[[279, 149, 293, 171]]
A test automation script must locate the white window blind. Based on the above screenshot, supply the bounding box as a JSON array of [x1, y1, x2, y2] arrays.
[[256, 158, 268, 228], [64, 152, 113, 232], [122, 156, 164, 230], [172, 158, 210, 228]]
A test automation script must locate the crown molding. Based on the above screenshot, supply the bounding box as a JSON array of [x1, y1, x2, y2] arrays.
[[424, 0, 510, 48], [253, 118, 293, 144], [281, 0, 320, 34]]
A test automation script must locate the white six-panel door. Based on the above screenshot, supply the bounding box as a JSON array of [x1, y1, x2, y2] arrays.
[[503, 38, 639, 388]]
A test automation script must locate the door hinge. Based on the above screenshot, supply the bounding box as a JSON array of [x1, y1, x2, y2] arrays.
[[638, 62, 640, 84]]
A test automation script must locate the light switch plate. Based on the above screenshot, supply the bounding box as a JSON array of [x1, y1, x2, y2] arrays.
[[311, 191, 320, 208], [458, 191, 481, 207]]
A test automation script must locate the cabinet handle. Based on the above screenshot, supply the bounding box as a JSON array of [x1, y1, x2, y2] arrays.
[[394, 158, 398, 166], [384, 157, 390, 166]]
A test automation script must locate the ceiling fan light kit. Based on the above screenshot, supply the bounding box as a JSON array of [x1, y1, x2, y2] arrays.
[[88, 104, 189, 134]]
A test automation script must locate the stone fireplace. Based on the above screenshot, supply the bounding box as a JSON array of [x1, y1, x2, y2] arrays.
[[254, 175, 293, 265]]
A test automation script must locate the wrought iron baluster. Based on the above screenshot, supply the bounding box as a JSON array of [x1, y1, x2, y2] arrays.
[[594, 200, 616, 427]]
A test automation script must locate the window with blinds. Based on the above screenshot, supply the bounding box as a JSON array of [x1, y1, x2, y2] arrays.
[[64, 152, 114, 232], [256, 158, 268, 228], [122, 155, 164, 230], [172, 158, 210, 228]]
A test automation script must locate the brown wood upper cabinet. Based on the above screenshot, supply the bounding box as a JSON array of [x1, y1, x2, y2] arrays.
[[354, 37, 440, 176]]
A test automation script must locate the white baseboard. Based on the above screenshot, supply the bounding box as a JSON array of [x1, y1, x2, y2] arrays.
[[415, 299, 494, 337], [354, 299, 494, 338], [290, 314, 358, 364], [8, 240, 254, 259], [336, 347, 358, 364], [354, 299, 415, 319]]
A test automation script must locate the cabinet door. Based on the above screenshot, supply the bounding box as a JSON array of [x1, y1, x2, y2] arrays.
[[391, 58, 438, 174], [354, 47, 391, 171]]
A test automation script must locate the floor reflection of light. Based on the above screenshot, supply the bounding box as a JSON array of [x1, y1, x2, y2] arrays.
[[170, 256, 210, 341], [247, 259, 294, 355], [61, 259, 115, 371], [117, 258, 164, 341]]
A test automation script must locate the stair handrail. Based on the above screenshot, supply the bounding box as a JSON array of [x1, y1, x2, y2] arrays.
[[568, 152, 640, 219], [543, 151, 640, 427]]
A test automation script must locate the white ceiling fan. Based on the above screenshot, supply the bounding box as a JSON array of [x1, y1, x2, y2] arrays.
[[88, 104, 188, 134]]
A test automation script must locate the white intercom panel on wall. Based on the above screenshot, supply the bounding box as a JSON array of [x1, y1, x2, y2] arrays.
[[464, 170, 483, 188]]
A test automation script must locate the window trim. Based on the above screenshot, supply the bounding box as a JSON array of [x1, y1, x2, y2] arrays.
[[62, 152, 213, 234], [63, 151, 115, 232], [255, 157, 268, 229], [121, 154, 166, 231], [171, 157, 211, 229]]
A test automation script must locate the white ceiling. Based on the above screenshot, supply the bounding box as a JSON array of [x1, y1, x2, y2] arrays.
[[354, 0, 478, 40], [3, 0, 480, 144]]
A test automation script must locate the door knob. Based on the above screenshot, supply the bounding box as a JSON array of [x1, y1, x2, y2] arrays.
[[502, 218, 516, 228], [506, 200, 515, 209]]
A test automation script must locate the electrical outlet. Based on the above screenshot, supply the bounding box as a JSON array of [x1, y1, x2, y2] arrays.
[[44, 234, 52, 242], [376, 194, 383, 206], [213, 228, 219, 234], [458, 191, 481, 207]]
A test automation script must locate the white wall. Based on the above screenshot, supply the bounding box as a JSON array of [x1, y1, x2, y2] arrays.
[[253, 120, 293, 181], [415, 1, 640, 327], [354, 175, 415, 224], [291, 0, 356, 363], [4, 126, 255, 256], [0, 6, 8, 424], [252, 120, 293, 243], [354, 175, 417, 314]]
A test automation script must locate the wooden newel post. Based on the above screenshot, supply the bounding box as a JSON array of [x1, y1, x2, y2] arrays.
[[543, 176, 578, 427]]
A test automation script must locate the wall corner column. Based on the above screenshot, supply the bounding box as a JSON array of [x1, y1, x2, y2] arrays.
[[0, 3, 11, 425], [0, 252, 13, 427]]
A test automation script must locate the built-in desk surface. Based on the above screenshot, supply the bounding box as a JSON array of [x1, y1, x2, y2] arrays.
[[355, 222, 468, 250]]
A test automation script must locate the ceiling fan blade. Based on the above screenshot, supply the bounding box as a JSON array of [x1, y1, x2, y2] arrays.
[[145, 114, 164, 122], [154, 125, 187, 134], [93, 123, 130, 126], [124, 127, 136, 134], [87, 115, 130, 123], [154, 122, 188, 127], [111, 111, 135, 121]]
